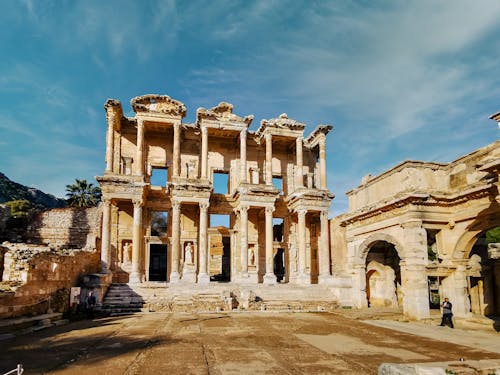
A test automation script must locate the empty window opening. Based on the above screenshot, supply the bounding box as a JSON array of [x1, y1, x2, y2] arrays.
[[151, 211, 168, 237], [210, 214, 230, 228], [273, 218, 284, 242], [213, 171, 230, 194], [151, 167, 168, 186], [272, 176, 283, 193]]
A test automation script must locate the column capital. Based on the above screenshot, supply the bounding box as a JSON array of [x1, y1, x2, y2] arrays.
[[132, 198, 143, 208], [137, 118, 144, 127], [265, 132, 272, 142], [201, 125, 208, 134], [320, 210, 329, 220], [265, 206, 275, 215], [172, 200, 181, 210], [239, 204, 249, 213], [102, 198, 111, 206], [296, 136, 303, 143], [199, 202, 209, 211], [240, 129, 247, 138], [297, 208, 307, 216]]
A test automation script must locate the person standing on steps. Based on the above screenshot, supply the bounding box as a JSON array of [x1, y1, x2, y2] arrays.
[[86, 291, 97, 319], [440, 297, 454, 328]]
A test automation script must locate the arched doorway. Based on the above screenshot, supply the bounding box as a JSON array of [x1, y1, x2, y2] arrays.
[[365, 241, 402, 307], [467, 227, 500, 316]]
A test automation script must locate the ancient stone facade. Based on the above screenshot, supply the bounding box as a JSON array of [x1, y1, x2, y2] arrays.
[[334, 137, 500, 319], [97, 94, 334, 286]]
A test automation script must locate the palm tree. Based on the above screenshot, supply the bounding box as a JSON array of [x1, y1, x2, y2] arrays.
[[65, 179, 101, 208]]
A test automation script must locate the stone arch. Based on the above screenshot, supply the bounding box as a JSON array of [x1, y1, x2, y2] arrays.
[[358, 233, 405, 263]]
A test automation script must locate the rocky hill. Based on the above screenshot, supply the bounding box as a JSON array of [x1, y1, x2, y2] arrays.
[[0, 172, 66, 209]]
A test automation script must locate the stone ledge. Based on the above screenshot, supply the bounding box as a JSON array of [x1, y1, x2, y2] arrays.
[[379, 359, 500, 375]]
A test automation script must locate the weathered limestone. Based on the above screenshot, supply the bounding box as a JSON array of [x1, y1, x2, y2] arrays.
[[97, 94, 333, 289]]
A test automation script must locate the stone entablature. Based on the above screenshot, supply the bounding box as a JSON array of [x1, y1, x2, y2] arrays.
[[346, 140, 500, 213], [97, 93, 334, 287]]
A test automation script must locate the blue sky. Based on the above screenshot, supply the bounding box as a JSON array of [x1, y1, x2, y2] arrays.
[[1, 0, 499, 216]]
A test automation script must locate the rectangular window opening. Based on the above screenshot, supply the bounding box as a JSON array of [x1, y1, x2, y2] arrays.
[[151, 167, 168, 186], [272, 176, 283, 194], [210, 214, 230, 228], [213, 171, 230, 194], [273, 218, 284, 242], [151, 211, 168, 236]]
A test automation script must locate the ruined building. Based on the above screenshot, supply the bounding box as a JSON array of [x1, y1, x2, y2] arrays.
[[97, 95, 333, 286]]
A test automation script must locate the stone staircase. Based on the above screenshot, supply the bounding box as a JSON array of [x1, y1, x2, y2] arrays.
[[101, 284, 146, 316]]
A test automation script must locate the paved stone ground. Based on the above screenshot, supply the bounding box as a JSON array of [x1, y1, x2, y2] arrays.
[[1, 311, 499, 374]]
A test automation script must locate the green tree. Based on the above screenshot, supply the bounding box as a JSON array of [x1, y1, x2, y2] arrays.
[[486, 226, 500, 244], [65, 179, 101, 208], [5, 199, 31, 218]]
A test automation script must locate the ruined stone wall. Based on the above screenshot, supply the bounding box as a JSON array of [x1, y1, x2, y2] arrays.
[[27, 207, 101, 249], [0, 243, 100, 318]]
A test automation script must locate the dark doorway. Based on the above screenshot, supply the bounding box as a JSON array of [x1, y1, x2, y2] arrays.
[[274, 248, 285, 282], [221, 237, 231, 281], [149, 244, 167, 281]]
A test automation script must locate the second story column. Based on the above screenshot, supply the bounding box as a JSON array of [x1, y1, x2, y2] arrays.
[[240, 129, 247, 183], [136, 119, 144, 176], [295, 136, 303, 188], [319, 134, 327, 189], [318, 210, 331, 283], [297, 209, 309, 284], [201, 126, 208, 179], [173, 123, 181, 178], [105, 112, 115, 173], [100, 199, 111, 273], [265, 133, 273, 185], [263, 206, 277, 284], [130, 199, 143, 284], [198, 202, 210, 284], [170, 201, 181, 283]]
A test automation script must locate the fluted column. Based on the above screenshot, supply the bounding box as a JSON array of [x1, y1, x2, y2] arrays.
[[319, 134, 327, 189], [297, 209, 308, 284], [105, 112, 115, 173], [240, 129, 247, 184], [130, 199, 143, 283], [296, 136, 303, 188], [170, 201, 181, 283], [318, 210, 331, 283], [240, 205, 249, 278], [100, 199, 111, 273], [201, 126, 208, 179], [136, 119, 144, 176], [265, 133, 273, 185], [263, 206, 277, 284], [173, 123, 181, 177], [198, 202, 210, 284]]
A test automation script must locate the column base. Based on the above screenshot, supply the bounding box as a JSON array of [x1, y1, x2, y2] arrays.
[[169, 271, 181, 284], [197, 273, 210, 284], [236, 272, 259, 284], [263, 273, 277, 285], [318, 274, 333, 285], [292, 273, 310, 285], [129, 271, 142, 284]]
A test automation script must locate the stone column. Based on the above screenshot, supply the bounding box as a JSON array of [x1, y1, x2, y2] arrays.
[[198, 202, 210, 284], [105, 111, 115, 173], [319, 134, 327, 189], [173, 123, 181, 178], [240, 129, 247, 184], [170, 201, 181, 283], [318, 210, 331, 284], [100, 199, 111, 273], [201, 126, 208, 179], [130, 199, 143, 284], [263, 206, 277, 284], [265, 133, 273, 185], [295, 136, 303, 188], [240, 205, 249, 279], [136, 119, 144, 176], [400, 220, 430, 320], [451, 264, 472, 318], [297, 209, 309, 284]]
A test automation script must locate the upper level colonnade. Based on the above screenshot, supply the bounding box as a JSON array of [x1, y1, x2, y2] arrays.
[[102, 94, 331, 195]]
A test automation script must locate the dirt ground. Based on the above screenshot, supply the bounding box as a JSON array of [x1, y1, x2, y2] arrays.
[[1, 311, 499, 374]]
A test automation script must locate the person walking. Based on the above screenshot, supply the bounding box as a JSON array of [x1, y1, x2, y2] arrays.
[[440, 297, 454, 328]]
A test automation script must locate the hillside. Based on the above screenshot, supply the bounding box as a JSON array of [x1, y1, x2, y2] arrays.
[[0, 172, 66, 209]]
